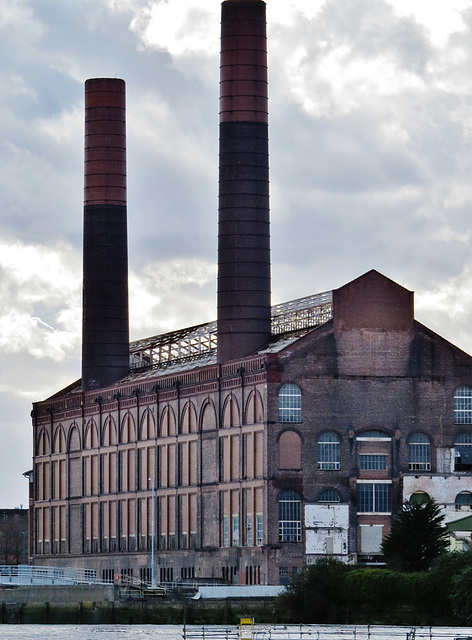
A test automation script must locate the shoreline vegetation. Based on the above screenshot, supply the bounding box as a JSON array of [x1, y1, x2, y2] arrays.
[[3, 552, 472, 626]]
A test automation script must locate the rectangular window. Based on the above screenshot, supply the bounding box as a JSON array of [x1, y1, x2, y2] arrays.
[[279, 492, 302, 542], [140, 567, 152, 584], [279, 520, 302, 542], [279, 385, 302, 423], [102, 569, 115, 583], [279, 566, 290, 585], [246, 515, 253, 547], [317, 444, 340, 469], [360, 454, 387, 470], [256, 514, 263, 547], [232, 515, 240, 547], [223, 516, 230, 548], [357, 483, 391, 513], [360, 524, 384, 554], [409, 444, 431, 471], [317, 434, 340, 470], [454, 388, 472, 424]]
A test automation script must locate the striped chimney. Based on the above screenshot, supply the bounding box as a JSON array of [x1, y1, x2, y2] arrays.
[[82, 78, 130, 391], [217, 0, 271, 363]]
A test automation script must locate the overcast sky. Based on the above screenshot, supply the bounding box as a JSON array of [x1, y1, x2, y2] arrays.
[[1, 0, 472, 507]]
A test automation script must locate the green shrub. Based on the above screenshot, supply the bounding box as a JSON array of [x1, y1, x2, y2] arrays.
[[275, 558, 350, 623], [450, 564, 472, 623]]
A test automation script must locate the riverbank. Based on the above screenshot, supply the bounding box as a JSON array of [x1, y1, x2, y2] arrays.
[[0, 585, 277, 624]]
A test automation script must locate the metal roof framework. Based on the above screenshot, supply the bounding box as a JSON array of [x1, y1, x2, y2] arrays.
[[129, 291, 333, 371]]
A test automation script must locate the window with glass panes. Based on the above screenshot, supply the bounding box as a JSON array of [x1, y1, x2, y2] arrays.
[[232, 515, 240, 546], [318, 432, 340, 470], [223, 516, 230, 547], [256, 514, 263, 546], [357, 483, 391, 513], [454, 387, 472, 424], [455, 432, 472, 469], [360, 454, 387, 470], [278, 384, 301, 423], [278, 491, 302, 542], [455, 491, 472, 506], [408, 433, 431, 471], [246, 515, 253, 547], [318, 489, 340, 502]]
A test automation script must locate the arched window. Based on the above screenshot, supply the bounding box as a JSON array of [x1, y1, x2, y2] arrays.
[[121, 413, 136, 443], [222, 394, 240, 428], [37, 430, 50, 456], [408, 433, 431, 471], [278, 491, 302, 542], [318, 432, 340, 470], [200, 400, 217, 432], [455, 491, 472, 507], [68, 425, 81, 452], [454, 387, 472, 424], [53, 426, 66, 454], [278, 431, 302, 470], [278, 384, 301, 423], [102, 417, 117, 446], [84, 422, 98, 449], [245, 391, 264, 424], [455, 433, 472, 470], [160, 406, 176, 437], [318, 489, 340, 503], [139, 410, 156, 441], [410, 491, 430, 505]]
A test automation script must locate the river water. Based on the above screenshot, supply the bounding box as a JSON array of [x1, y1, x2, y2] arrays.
[[0, 625, 472, 640], [0, 626, 182, 639]]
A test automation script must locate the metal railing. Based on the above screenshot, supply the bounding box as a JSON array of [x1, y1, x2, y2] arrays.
[[0, 564, 109, 586], [183, 625, 472, 640]]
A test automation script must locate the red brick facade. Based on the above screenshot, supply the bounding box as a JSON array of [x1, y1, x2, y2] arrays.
[[31, 271, 472, 584]]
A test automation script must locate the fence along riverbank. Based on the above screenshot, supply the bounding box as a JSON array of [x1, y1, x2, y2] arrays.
[[183, 625, 472, 640]]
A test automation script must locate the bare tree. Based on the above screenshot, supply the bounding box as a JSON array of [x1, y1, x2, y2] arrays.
[[0, 515, 28, 565]]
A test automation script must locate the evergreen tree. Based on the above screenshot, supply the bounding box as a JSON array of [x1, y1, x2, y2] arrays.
[[381, 499, 448, 572]]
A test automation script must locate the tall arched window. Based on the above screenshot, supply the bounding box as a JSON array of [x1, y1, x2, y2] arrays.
[[318, 432, 340, 470], [68, 425, 81, 452], [408, 433, 431, 471], [37, 430, 50, 456], [454, 432, 472, 470], [278, 491, 302, 542], [278, 384, 301, 423], [454, 387, 472, 424]]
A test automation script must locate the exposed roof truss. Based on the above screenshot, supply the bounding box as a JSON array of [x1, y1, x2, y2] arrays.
[[129, 291, 333, 371]]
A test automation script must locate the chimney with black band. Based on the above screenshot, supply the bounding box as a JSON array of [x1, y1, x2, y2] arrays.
[[82, 78, 129, 391], [217, 0, 271, 362]]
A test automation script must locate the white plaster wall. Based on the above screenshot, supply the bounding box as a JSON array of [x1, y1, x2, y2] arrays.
[[403, 473, 472, 523], [305, 504, 349, 556]]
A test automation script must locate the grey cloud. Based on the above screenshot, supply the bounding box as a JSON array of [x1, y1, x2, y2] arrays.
[[2, 0, 472, 507]]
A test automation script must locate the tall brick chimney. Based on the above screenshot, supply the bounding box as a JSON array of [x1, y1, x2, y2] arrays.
[[82, 78, 130, 391], [217, 0, 271, 362]]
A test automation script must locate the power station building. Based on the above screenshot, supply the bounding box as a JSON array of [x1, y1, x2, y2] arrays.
[[31, 0, 472, 585]]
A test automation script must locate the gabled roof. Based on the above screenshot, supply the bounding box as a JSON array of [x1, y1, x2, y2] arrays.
[[447, 515, 472, 532]]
